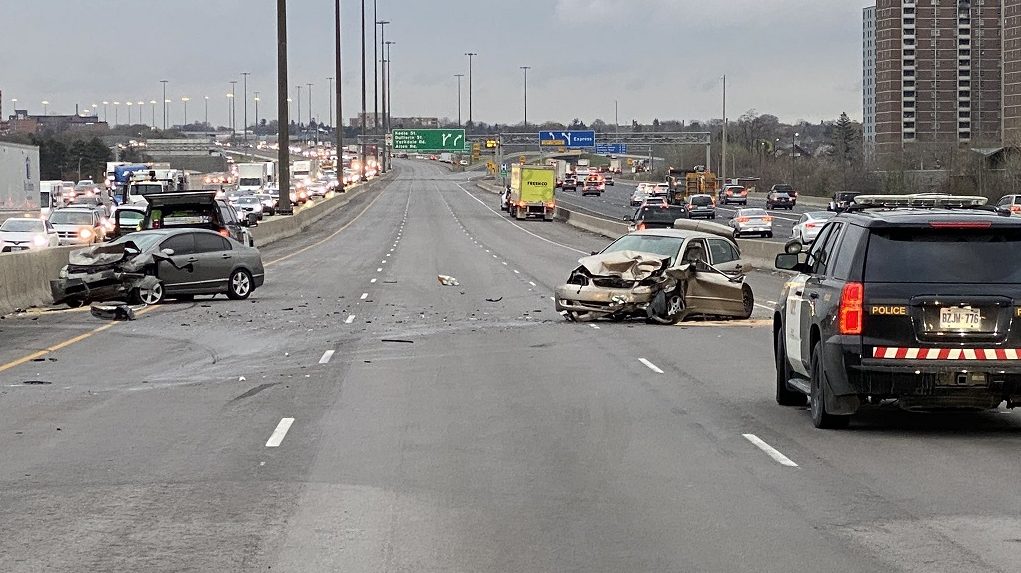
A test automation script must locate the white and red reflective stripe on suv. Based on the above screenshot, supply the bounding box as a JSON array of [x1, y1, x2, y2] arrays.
[[873, 347, 1021, 360]]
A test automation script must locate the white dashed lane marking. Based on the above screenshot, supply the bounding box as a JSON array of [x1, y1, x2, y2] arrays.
[[319, 350, 335, 364], [638, 358, 665, 374], [360, 293, 369, 300], [743, 434, 799, 467], [345, 314, 356, 324], [265, 418, 295, 448]]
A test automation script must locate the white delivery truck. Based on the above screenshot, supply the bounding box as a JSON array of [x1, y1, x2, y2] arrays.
[[0, 142, 40, 212], [575, 158, 592, 179], [291, 159, 319, 183], [236, 162, 271, 193], [39, 181, 64, 216]]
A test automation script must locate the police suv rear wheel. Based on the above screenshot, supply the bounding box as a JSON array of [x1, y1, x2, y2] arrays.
[[810, 341, 851, 429]]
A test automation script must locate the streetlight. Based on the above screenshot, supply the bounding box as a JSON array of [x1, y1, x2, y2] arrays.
[[465, 52, 477, 127], [376, 19, 390, 135], [10, 98, 17, 111], [295, 85, 302, 141], [520, 66, 530, 128], [385, 40, 395, 170], [126, 101, 133, 124], [307, 82, 314, 143], [102, 101, 109, 123], [254, 92, 260, 130], [360, 0, 368, 180], [229, 80, 238, 136], [112, 101, 119, 125], [42, 100, 49, 115], [226, 93, 235, 136], [204, 96, 209, 127], [454, 74, 464, 127], [721, 74, 727, 185], [276, 0, 292, 215], [150, 100, 157, 128], [181, 97, 190, 125], [334, 0, 345, 190], [160, 79, 168, 130], [326, 78, 333, 133], [241, 72, 250, 147]]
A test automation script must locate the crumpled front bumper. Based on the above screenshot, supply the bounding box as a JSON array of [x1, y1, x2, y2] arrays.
[[50, 271, 144, 305], [554, 283, 657, 315]]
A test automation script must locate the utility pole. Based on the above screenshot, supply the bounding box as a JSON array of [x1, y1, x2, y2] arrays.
[[360, 0, 367, 180], [204, 96, 209, 127], [335, 0, 345, 190], [230, 80, 238, 138], [276, 0, 292, 215], [307, 82, 314, 143], [454, 74, 463, 126], [160, 80, 168, 130], [241, 72, 250, 148], [295, 85, 302, 143], [465, 52, 477, 126], [373, 0, 379, 134], [520, 66, 530, 128], [377, 20, 390, 172], [181, 97, 189, 125], [385, 40, 394, 170], [721, 74, 727, 184], [253, 92, 259, 129], [327, 77, 334, 133]]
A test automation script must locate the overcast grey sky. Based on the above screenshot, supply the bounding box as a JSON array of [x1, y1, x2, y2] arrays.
[[0, 0, 864, 127]]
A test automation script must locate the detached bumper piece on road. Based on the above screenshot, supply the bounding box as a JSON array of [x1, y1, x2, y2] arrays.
[[90, 301, 139, 321]]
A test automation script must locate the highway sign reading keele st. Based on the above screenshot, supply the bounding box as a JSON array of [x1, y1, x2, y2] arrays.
[[539, 131, 596, 148], [391, 129, 467, 151]]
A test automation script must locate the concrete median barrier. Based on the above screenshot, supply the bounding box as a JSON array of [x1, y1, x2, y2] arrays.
[[0, 173, 395, 316], [0, 246, 76, 315]]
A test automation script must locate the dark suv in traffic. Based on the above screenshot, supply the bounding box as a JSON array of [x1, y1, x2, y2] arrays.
[[773, 194, 1021, 428]]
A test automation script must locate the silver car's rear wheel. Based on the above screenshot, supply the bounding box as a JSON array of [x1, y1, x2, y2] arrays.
[[137, 281, 164, 305]]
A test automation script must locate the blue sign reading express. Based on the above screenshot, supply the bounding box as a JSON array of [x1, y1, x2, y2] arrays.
[[539, 131, 596, 148]]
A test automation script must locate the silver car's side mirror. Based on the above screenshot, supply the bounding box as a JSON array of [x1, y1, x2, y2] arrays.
[[161, 248, 175, 256]]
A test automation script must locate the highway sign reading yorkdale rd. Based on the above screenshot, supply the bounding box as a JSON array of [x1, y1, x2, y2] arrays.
[[391, 129, 467, 151], [595, 144, 628, 154], [539, 131, 596, 148]]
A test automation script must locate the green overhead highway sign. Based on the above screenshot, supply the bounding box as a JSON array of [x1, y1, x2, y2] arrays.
[[391, 129, 467, 152]]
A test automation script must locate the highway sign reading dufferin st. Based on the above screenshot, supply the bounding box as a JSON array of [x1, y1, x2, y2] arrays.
[[391, 129, 466, 151], [539, 131, 596, 148], [595, 144, 628, 154]]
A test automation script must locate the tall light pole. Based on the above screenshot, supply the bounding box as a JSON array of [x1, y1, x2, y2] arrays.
[[137, 101, 145, 124], [276, 0, 292, 215], [376, 19, 390, 136], [307, 82, 315, 143], [241, 72, 250, 147], [149, 100, 156, 128], [721, 74, 727, 184], [792, 131, 800, 186], [373, 0, 380, 132], [102, 101, 109, 123], [229, 80, 238, 137], [204, 96, 209, 127], [160, 80, 168, 130], [335, 0, 345, 189], [454, 74, 463, 127], [326, 77, 334, 133], [520, 66, 530, 128], [360, 0, 367, 180], [126, 101, 133, 124], [253, 92, 260, 130], [112, 101, 119, 126], [181, 97, 190, 126], [226, 93, 234, 136], [385, 40, 395, 169], [42, 100, 49, 115], [614, 99, 619, 141], [465, 52, 477, 127], [295, 85, 302, 142]]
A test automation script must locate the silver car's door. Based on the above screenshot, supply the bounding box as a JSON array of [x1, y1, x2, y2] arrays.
[[156, 233, 198, 292], [192, 232, 234, 291]]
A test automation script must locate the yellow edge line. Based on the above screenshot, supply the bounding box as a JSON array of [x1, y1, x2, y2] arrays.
[[0, 306, 159, 375]]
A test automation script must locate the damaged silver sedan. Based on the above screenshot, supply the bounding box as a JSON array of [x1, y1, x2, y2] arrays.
[[554, 224, 754, 324], [51, 228, 265, 307]]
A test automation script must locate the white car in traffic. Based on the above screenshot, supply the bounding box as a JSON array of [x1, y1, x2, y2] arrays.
[[791, 211, 837, 243], [0, 217, 60, 252]]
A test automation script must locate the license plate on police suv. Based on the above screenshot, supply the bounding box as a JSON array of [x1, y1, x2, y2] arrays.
[[940, 307, 982, 331]]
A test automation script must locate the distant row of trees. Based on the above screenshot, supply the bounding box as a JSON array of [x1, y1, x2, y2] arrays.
[[0, 132, 112, 181]]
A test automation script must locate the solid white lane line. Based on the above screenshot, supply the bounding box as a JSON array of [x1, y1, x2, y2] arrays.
[[742, 434, 799, 467], [345, 314, 356, 324], [589, 324, 601, 330], [639, 358, 665, 374], [755, 303, 774, 311], [360, 293, 369, 300], [319, 350, 335, 364], [370, 278, 377, 283], [265, 418, 295, 447], [529, 281, 537, 286]]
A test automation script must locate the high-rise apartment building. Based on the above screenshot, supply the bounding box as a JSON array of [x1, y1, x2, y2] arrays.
[[870, 0, 1002, 161], [1004, 0, 1021, 145], [864, 6, 877, 160]]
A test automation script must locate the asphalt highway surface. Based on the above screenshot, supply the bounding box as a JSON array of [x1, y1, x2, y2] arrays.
[[2, 160, 1021, 572]]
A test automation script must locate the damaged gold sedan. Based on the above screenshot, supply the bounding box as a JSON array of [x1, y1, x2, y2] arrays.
[[554, 223, 754, 324]]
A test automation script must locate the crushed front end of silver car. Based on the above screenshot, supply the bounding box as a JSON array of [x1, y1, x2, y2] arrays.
[[50, 241, 153, 306]]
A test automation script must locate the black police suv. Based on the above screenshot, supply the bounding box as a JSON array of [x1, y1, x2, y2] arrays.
[[773, 194, 1021, 428]]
